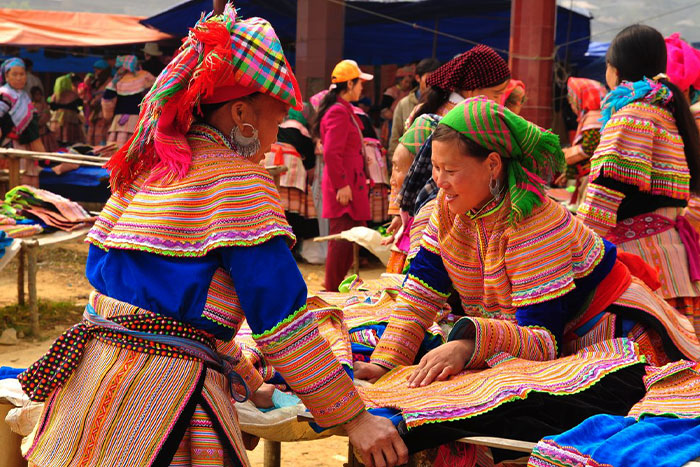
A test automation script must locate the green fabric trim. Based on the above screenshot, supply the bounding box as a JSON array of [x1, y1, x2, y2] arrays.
[[251, 303, 308, 340]]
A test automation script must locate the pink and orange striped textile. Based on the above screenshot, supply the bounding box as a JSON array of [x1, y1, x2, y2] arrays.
[[88, 123, 296, 256], [361, 339, 644, 429]]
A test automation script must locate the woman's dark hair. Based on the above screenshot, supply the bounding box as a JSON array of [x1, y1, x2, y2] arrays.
[[432, 124, 492, 159], [311, 78, 359, 138], [608, 24, 700, 194], [408, 86, 450, 126], [195, 92, 261, 122]]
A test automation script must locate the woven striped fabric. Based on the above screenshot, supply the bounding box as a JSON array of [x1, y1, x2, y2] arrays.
[[577, 182, 626, 236], [590, 101, 690, 200], [106, 70, 155, 97], [360, 338, 644, 429], [25, 292, 232, 467], [408, 198, 436, 260], [628, 360, 700, 419], [613, 277, 700, 361], [88, 123, 295, 256], [265, 143, 307, 191], [461, 317, 557, 368], [611, 207, 700, 300], [426, 191, 605, 313]]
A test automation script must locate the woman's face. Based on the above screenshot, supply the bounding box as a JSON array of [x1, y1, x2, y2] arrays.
[[464, 80, 510, 104], [606, 63, 620, 90], [5, 66, 26, 91], [348, 79, 364, 102], [248, 94, 290, 163], [390, 144, 413, 192], [506, 87, 525, 115], [432, 138, 502, 215]]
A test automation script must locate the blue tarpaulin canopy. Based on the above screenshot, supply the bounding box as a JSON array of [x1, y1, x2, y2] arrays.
[[141, 0, 592, 65]]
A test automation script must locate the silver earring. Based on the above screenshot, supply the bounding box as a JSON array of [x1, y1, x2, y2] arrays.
[[229, 123, 260, 158], [489, 175, 500, 197]]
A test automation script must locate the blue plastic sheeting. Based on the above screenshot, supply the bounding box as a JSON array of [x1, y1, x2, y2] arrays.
[[0, 48, 101, 74], [141, 0, 591, 65], [39, 166, 109, 187], [570, 41, 609, 84]]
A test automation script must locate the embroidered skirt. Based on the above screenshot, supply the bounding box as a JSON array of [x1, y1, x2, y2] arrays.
[[24, 292, 249, 467]]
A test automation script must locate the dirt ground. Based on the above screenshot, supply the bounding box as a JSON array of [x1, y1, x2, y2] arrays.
[[0, 238, 385, 466]]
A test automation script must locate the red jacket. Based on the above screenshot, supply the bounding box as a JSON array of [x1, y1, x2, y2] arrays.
[[320, 98, 370, 220]]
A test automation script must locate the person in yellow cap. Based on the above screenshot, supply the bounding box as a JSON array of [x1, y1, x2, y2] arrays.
[[19, 7, 407, 467], [312, 59, 375, 292]]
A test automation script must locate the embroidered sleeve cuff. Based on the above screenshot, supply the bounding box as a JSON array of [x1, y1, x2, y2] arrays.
[[371, 273, 450, 369], [448, 317, 558, 369], [577, 182, 625, 236], [220, 340, 264, 392], [254, 307, 366, 427]]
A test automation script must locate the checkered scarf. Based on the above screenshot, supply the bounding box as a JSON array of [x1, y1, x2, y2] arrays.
[[397, 114, 442, 215], [116, 55, 139, 73], [440, 97, 564, 224], [426, 45, 510, 92], [567, 77, 606, 119], [399, 113, 439, 155], [107, 3, 302, 192]]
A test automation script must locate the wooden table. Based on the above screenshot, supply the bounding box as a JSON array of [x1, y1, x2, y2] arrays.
[[12, 227, 92, 335]]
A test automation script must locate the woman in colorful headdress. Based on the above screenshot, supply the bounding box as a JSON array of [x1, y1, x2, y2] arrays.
[[397, 45, 511, 231], [0, 57, 45, 185], [101, 54, 156, 146], [578, 25, 700, 339], [355, 96, 699, 385], [385, 114, 440, 273], [48, 74, 85, 146], [18, 6, 408, 467], [563, 76, 607, 205]]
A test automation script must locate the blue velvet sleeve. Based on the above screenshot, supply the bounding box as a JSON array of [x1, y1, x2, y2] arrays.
[[220, 236, 307, 335], [405, 246, 453, 295]]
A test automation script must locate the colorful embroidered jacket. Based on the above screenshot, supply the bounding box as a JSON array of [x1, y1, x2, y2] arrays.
[[578, 101, 690, 236], [371, 191, 613, 369], [86, 124, 365, 427]]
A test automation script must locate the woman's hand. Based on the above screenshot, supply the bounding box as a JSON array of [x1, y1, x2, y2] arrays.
[[336, 185, 353, 206], [249, 383, 275, 409], [353, 361, 389, 383], [380, 216, 403, 245], [407, 339, 474, 388], [345, 411, 409, 467]]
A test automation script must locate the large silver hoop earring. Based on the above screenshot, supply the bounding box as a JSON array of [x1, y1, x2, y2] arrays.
[[489, 175, 501, 197], [229, 123, 260, 158]]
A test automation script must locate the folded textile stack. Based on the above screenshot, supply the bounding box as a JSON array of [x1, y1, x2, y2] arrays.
[[0, 213, 43, 238], [3, 185, 95, 233]]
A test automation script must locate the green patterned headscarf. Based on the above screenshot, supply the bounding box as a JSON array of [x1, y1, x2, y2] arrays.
[[399, 114, 440, 155], [439, 96, 564, 224], [286, 108, 308, 127], [53, 74, 73, 98]]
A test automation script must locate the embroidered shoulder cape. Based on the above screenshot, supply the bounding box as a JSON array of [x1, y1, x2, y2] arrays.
[[590, 101, 690, 201], [88, 127, 295, 256]]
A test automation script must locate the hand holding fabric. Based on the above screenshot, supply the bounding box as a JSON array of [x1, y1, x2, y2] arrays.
[[353, 361, 389, 383], [407, 339, 474, 387], [249, 382, 275, 409]]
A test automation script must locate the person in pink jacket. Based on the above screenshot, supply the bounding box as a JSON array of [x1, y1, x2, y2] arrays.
[[312, 60, 373, 291]]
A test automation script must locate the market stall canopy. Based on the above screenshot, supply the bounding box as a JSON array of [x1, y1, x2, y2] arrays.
[[0, 8, 173, 47], [141, 0, 592, 65]]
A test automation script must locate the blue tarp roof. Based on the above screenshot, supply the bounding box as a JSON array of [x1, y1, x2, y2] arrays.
[[141, 0, 592, 65]]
